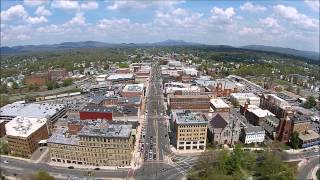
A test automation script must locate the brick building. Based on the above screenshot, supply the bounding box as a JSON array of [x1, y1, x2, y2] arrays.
[[79, 106, 113, 121], [168, 94, 210, 112], [260, 94, 294, 119], [121, 84, 144, 98], [25, 73, 48, 85], [48, 69, 68, 81], [5, 116, 49, 157]]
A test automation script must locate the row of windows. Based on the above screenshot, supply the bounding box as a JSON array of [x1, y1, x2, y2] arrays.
[[178, 125, 207, 128], [79, 136, 130, 143], [179, 128, 206, 132]]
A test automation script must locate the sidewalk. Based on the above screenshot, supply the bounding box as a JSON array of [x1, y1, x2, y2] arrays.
[[0, 154, 33, 163], [48, 161, 131, 170], [283, 145, 319, 154]]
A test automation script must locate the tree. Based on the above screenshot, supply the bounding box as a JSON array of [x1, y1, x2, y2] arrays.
[[256, 151, 295, 180], [304, 96, 316, 109], [0, 84, 8, 94], [0, 141, 9, 155], [46, 81, 59, 90], [0, 95, 9, 107], [12, 82, 19, 89], [36, 171, 54, 180], [62, 78, 73, 87], [290, 131, 300, 149]]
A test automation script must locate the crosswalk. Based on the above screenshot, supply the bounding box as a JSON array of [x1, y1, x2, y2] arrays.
[[169, 155, 199, 175]]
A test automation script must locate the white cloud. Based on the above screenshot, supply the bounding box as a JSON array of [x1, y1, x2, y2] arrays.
[[259, 17, 282, 29], [107, 1, 184, 12], [51, 0, 79, 10], [1, 5, 28, 22], [97, 18, 131, 29], [81, 1, 98, 10], [24, 0, 47, 6], [35, 6, 52, 16], [211, 7, 235, 19], [51, 0, 98, 10], [154, 8, 203, 28], [273, 4, 319, 30], [304, 0, 320, 11], [17, 34, 31, 40], [274, 4, 318, 29], [239, 27, 264, 35], [240, 2, 267, 13], [26, 16, 48, 24], [37, 24, 65, 33], [64, 13, 86, 26], [259, 17, 284, 34]]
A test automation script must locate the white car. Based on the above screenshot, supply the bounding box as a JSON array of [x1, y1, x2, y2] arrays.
[[3, 160, 9, 164]]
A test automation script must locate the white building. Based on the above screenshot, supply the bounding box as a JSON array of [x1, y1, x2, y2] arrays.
[[164, 82, 201, 95], [230, 93, 260, 106], [210, 98, 230, 112], [95, 74, 108, 85], [241, 124, 265, 144], [183, 67, 198, 76]]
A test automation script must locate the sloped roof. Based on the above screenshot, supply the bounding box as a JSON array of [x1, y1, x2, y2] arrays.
[[209, 113, 228, 129]]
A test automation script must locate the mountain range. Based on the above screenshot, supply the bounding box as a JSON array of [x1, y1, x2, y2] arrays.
[[1, 40, 319, 61]]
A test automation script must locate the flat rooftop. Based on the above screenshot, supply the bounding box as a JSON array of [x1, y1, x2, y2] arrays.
[[299, 130, 320, 142], [245, 124, 265, 134], [107, 74, 134, 80], [169, 94, 210, 99], [5, 116, 47, 138], [47, 128, 79, 145], [231, 93, 260, 99], [123, 84, 144, 92], [78, 122, 132, 138], [210, 98, 230, 108], [81, 106, 114, 113], [247, 105, 275, 118], [0, 102, 65, 119], [172, 110, 208, 125]]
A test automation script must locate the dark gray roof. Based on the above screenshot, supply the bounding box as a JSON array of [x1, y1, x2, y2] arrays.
[[81, 106, 114, 113], [292, 113, 311, 124], [265, 115, 280, 124], [209, 114, 228, 129]]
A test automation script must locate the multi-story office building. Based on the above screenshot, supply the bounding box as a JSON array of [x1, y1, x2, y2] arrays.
[[210, 98, 231, 112], [5, 116, 49, 157], [168, 94, 210, 112], [230, 93, 260, 106], [260, 94, 294, 119], [48, 121, 133, 166], [121, 84, 144, 98], [0, 102, 66, 130], [172, 111, 208, 151]]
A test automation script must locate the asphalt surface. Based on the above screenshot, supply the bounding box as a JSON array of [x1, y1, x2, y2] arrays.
[[297, 157, 319, 180], [0, 156, 129, 179]]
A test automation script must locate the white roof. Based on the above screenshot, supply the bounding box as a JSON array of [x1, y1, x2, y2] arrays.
[[123, 84, 144, 92], [247, 105, 275, 118], [5, 116, 47, 138], [0, 102, 65, 119], [107, 73, 134, 80], [231, 93, 259, 99], [96, 74, 108, 78], [210, 99, 230, 108]]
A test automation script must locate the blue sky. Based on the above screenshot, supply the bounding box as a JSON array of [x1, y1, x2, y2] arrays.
[[1, 0, 319, 52]]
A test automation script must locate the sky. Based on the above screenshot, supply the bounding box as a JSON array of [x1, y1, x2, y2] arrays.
[[1, 0, 319, 52]]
